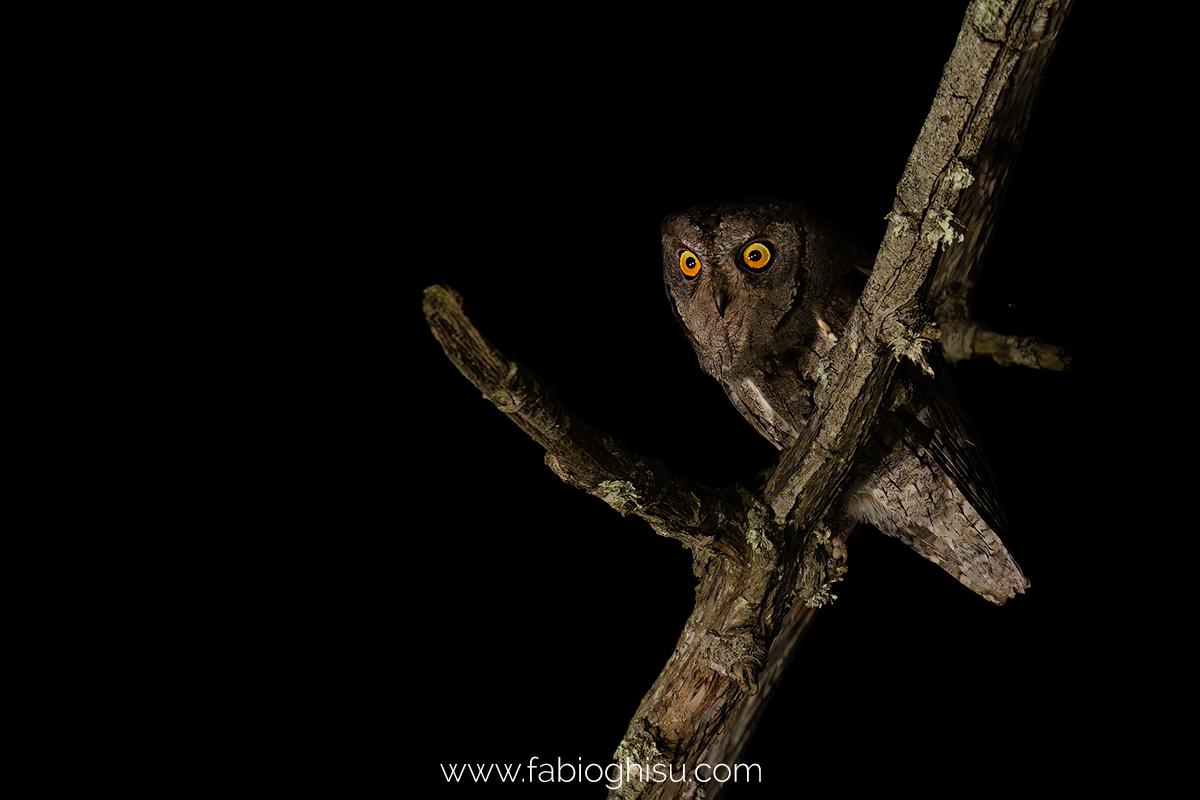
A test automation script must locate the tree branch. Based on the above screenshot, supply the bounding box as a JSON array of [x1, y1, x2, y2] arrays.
[[766, 0, 1075, 525], [425, 285, 848, 799], [423, 284, 749, 562], [940, 319, 1072, 369], [927, 0, 1075, 368]]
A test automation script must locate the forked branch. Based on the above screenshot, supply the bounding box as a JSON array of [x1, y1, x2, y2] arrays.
[[425, 3, 1074, 796]]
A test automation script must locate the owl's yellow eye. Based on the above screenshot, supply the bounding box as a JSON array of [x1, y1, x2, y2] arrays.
[[679, 250, 701, 279], [741, 242, 773, 270]]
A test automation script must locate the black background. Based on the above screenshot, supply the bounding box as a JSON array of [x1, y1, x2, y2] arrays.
[[397, 5, 1137, 796]]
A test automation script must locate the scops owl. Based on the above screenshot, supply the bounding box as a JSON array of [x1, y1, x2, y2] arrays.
[[662, 199, 1028, 605]]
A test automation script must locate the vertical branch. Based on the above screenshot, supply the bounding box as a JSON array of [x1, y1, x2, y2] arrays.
[[692, 2, 1077, 795]]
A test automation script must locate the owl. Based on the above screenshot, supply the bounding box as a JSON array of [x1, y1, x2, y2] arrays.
[[662, 199, 1028, 605]]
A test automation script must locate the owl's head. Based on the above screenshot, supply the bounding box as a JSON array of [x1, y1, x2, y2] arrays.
[[661, 200, 812, 363], [662, 198, 870, 377]]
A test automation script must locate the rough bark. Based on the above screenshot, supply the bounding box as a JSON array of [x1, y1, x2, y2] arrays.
[[423, 2, 1073, 796]]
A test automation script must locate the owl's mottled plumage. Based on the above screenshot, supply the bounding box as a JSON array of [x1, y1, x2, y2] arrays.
[[662, 199, 1027, 604]]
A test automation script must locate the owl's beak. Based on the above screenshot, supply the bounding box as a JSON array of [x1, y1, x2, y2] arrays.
[[713, 287, 729, 318]]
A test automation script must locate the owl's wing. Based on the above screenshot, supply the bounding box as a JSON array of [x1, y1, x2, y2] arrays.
[[722, 373, 802, 452], [845, 360, 1029, 605], [906, 370, 1012, 544]]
